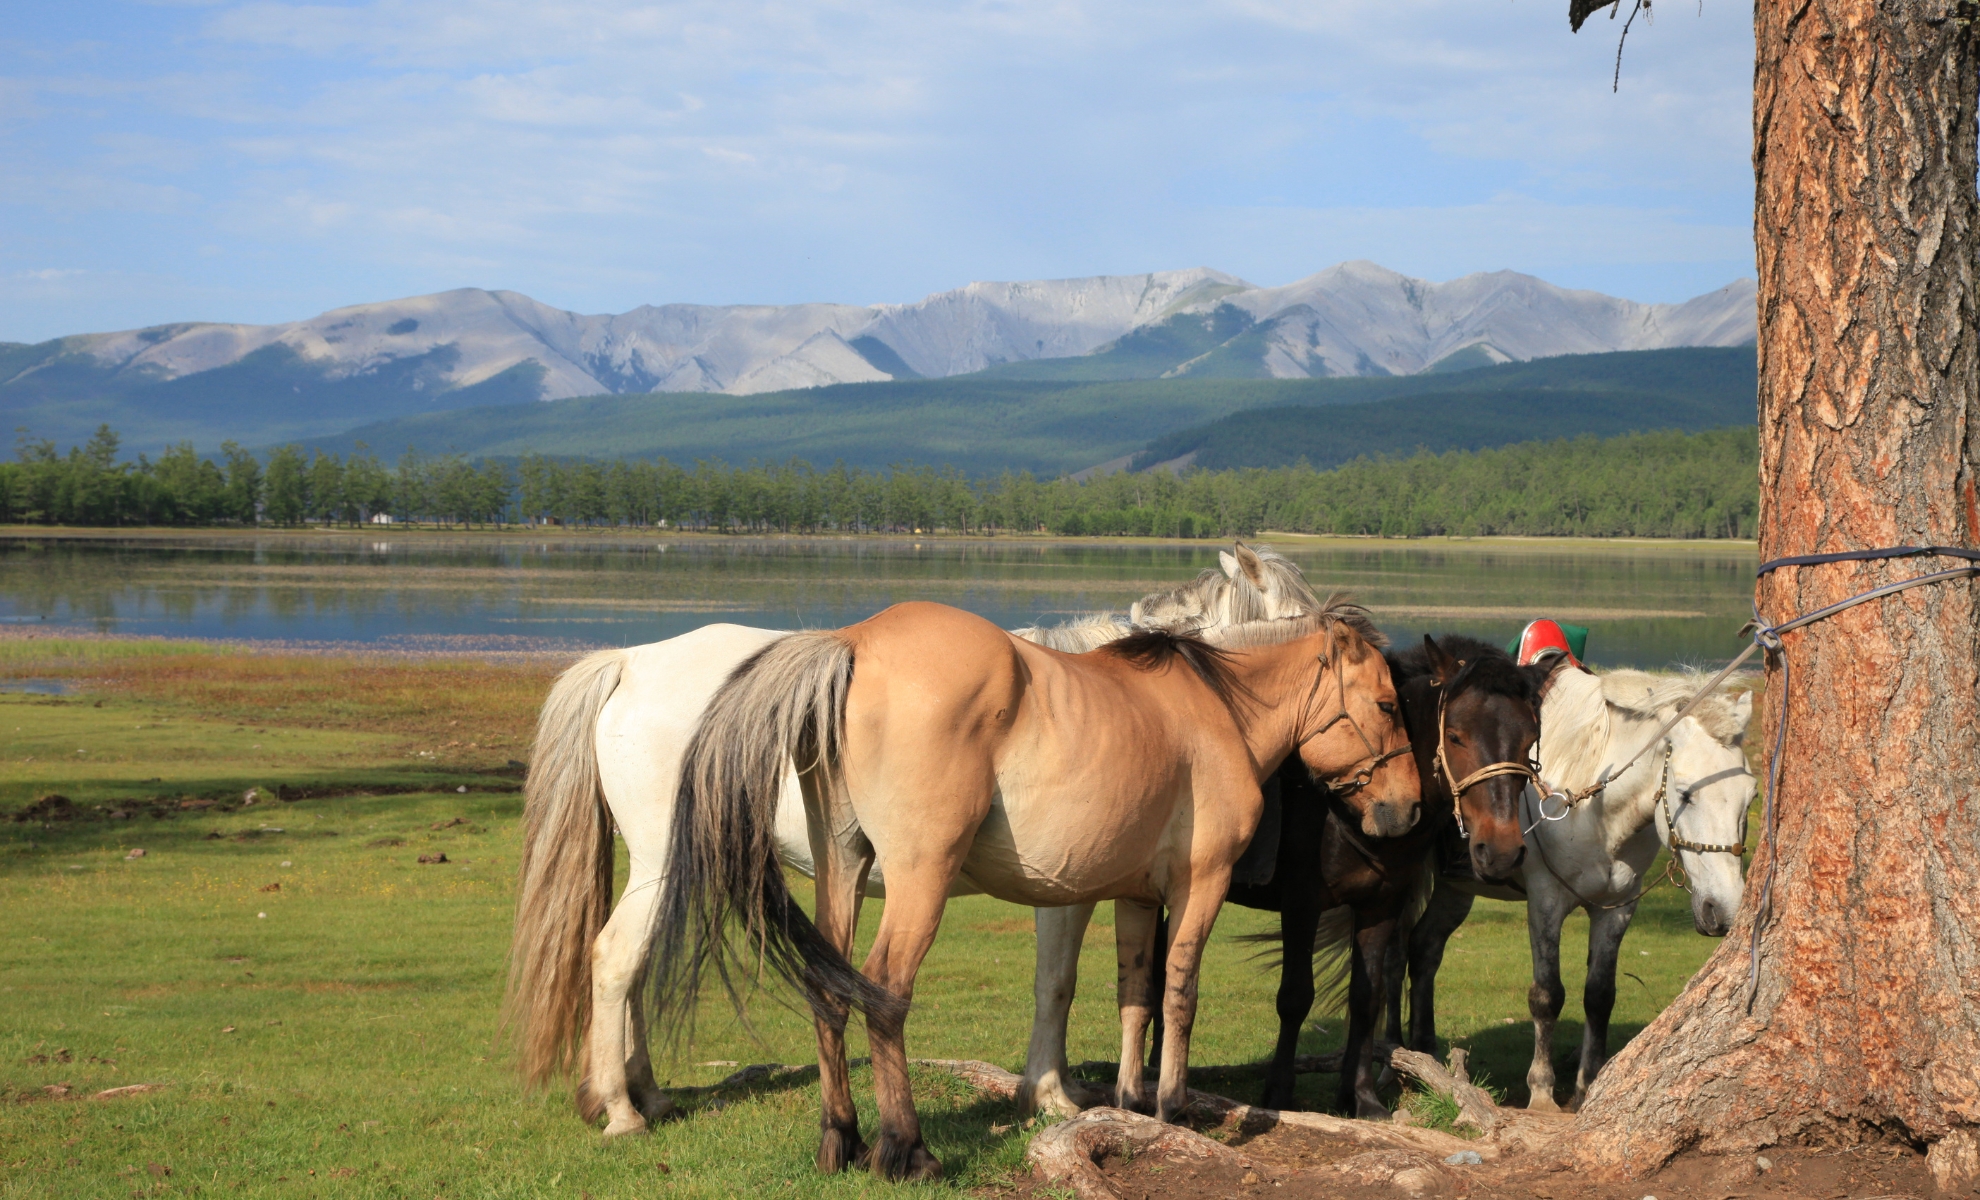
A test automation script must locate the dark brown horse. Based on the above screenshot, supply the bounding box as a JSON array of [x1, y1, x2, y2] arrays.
[[1224, 635, 1545, 1115]]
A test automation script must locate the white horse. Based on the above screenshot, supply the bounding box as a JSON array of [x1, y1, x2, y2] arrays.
[[504, 543, 1325, 1136], [1389, 663, 1755, 1112]]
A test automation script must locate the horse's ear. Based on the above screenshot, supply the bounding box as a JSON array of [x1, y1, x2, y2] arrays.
[[1330, 620, 1367, 664], [1218, 550, 1241, 580], [1230, 541, 1269, 589], [1423, 634, 1458, 683], [1732, 690, 1755, 740]]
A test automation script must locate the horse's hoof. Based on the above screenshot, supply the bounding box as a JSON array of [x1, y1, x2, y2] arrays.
[[1019, 1082, 1086, 1120], [1114, 1090, 1154, 1116], [1526, 1091, 1562, 1114], [871, 1133, 943, 1182], [1355, 1097, 1391, 1121], [601, 1114, 649, 1138], [1563, 1089, 1587, 1113], [633, 1090, 678, 1124], [816, 1126, 869, 1174], [1259, 1084, 1298, 1112]]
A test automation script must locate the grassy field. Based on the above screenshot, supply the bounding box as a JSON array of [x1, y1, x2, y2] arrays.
[[0, 637, 1739, 1198]]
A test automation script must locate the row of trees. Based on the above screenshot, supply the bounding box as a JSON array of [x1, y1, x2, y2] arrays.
[[0, 423, 1757, 539]]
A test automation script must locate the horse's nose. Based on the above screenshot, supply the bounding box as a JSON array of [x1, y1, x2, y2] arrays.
[[1471, 839, 1522, 881], [1362, 798, 1420, 838], [1695, 898, 1731, 937]]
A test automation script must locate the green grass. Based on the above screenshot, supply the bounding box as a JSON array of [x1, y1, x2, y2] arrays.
[[0, 643, 1733, 1197]]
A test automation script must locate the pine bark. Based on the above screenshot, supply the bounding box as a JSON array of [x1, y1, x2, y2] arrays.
[[1570, 0, 1980, 1179]]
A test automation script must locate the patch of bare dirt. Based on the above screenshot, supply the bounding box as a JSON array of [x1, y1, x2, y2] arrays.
[[995, 1115, 1943, 1200]]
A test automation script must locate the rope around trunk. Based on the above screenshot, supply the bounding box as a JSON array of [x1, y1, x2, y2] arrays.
[[1743, 549, 1980, 1010]]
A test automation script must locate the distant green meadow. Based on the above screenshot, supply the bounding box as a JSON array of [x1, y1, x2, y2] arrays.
[[0, 638, 1739, 1197]]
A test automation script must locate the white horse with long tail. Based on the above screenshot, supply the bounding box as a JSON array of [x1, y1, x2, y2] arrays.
[[1388, 662, 1755, 1111], [504, 543, 1323, 1137]]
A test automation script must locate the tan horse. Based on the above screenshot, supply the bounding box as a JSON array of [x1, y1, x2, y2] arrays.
[[505, 542, 1323, 1138], [652, 599, 1418, 1181]]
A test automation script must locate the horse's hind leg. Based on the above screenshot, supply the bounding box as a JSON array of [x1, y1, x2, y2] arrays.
[[1019, 903, 1097, 1119], [1568, 901, 1637, 1111], [1112, 899, 1161, 1114], [621, 983, 674, 1123], [802, 776, 875, 1174], [582, 874, 669, 1137], [858, 865, 958, 1183], [1403, 879, 1474, 1054]]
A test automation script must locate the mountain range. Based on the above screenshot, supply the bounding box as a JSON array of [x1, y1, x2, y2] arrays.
[[0, 262, 1754, 454]]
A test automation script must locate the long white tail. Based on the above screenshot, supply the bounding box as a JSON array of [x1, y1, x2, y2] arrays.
[[504, 648, 626, 1089]]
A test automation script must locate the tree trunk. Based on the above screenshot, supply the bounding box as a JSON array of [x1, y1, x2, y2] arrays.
[[1570, 0, 1980, 1182]]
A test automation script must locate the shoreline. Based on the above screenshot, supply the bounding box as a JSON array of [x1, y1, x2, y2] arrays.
[[0, 523, 1759, 555]]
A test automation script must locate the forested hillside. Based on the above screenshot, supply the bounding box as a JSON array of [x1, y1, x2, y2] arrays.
[[0, 423, 1756, 540], [314, 346, 1755, 475]]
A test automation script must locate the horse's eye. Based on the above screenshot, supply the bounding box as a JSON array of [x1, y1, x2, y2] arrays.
[[1378, 701, 1397, 717], [1447, 733, 1464, 747]]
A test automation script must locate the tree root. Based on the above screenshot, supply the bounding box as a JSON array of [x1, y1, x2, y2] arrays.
[[1388, 1046, 1506, 1134], [1385, 1046, 1573, 1159], [1024, 1106, 1272, 1200]]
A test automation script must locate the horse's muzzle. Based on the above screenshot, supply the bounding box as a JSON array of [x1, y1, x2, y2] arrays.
[[1361, 798, 1420, 839], [1693, 897, 1732, 937], [1470, 839, 1524, 882]]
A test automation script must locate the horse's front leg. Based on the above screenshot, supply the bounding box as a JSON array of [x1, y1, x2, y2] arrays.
[[1153, 872, 1230, 1123], [1524, 886, 1573, 1112], [1338, 912, 1396, 1119], [1568, 900, 1637, 1110], [1260, 887, 1321, 1111], [1018, 903, 1097, 1118], [1404, 877, 1474, 1054], [581, 874, 671, 1137], [1112, 899, 1161, 1114]]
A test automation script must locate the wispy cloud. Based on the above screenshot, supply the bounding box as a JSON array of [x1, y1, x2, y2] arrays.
[[0, 0, 1752, 341]]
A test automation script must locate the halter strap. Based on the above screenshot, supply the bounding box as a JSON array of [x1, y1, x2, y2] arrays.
[[1658, 741, 1748, 857], [1432, 658, 1538, 838], [1527, 741, 1746, 911], [1297, 644, 1410, 796]]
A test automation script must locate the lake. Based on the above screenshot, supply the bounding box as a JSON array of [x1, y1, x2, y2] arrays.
[[0, 533, 1759, 669]]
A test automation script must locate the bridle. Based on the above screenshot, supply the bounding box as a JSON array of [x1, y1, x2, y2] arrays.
[[1526, 737, 1752, 909], [1657, 740, 1750, 861], [1431, 657, 1538, 839], [1296, 643, 1411, 797]]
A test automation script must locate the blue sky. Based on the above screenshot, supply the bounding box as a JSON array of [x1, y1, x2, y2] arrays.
[[1, 0, 1753, 342]]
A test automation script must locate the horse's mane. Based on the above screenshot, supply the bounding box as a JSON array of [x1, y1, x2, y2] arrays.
[[1386, 633, 1532, 701], [1102, 629, 1249, 715], [1013, 612, 1131, 653], [1540, 665, 1753, 789], [1202, 595, 1387, 652], [1129, 544, 1325, 629], [1014, 543, 1328, 649], [1216, 546, 1326, 624], [1598, 668, 1755, 746]]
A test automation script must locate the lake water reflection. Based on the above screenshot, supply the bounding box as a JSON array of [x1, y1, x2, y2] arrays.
[[0, 534, 1758, 669]]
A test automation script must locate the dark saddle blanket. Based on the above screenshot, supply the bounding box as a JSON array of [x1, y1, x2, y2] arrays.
[[1231, 773, 1283, 887]]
